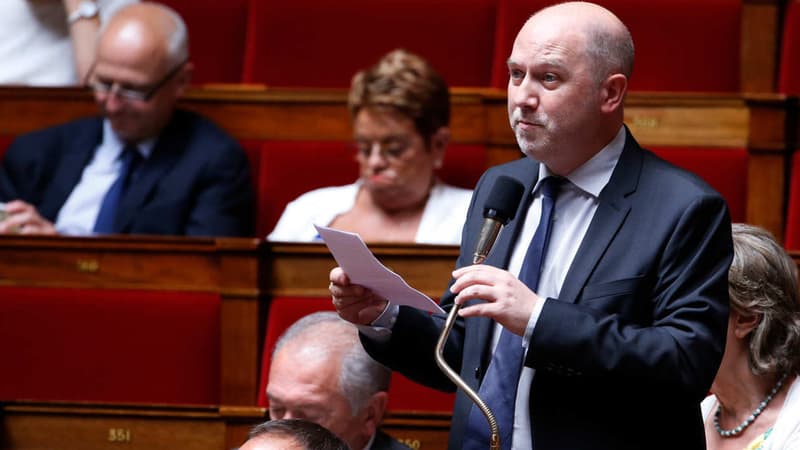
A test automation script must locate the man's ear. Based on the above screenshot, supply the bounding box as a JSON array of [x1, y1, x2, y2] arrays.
[[732, 309, 761, 339], [361, 391, 389, 438], [600, 73, 627, 114], [429, 127, 450, 169], [174, 61, 194, 96]]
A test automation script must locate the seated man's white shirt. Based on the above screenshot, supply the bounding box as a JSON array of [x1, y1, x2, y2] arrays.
[[55, 119, 154, 235]]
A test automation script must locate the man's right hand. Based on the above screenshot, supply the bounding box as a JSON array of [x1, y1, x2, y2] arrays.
[[0, 200, 57, 235], [329, 267, 388, 325]]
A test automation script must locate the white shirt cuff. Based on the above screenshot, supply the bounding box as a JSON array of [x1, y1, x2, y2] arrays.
[[356, 303, 399, 343]]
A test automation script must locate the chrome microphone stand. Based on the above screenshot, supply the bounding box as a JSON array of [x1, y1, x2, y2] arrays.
[[434, 252, 500, 450]]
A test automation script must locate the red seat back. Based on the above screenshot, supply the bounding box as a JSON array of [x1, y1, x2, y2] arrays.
[[257, 297, 455, 412], [491, 0, 741, 92], [242, 0, 497, 87], [0, 287, 221, 405], [651, 147, 748, 223], [160, 0, 250, 84], [784, 151, 800, 249]]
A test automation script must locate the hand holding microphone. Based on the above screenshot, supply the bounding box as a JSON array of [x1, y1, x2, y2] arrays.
[[435, 175, 525, 450]]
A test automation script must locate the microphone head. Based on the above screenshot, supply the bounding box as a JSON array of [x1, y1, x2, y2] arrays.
[[483, 175, 525, 225]]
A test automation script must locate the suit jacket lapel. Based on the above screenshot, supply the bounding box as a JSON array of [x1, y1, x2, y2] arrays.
[[557, 129, 643, 304], [466, 157, 541, 377], [115, 113, 186, 232], [40, 119, 103, 220]]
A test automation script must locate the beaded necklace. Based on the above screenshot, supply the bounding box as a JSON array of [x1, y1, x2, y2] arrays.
[[714, 373, 788, 438]]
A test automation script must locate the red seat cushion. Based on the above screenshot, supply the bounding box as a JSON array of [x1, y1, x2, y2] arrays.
[[242, 0, 497, 87], [0, 287, 221, 405], [257, 297, 455, 413], [779, 0, 800, 94], [492, 0, 741, 92], [159, 0, 249, 84], [650, 147, 747, 223]]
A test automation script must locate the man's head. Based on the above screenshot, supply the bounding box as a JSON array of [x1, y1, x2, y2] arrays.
[[348, 49, 451, 211], [88, 2, 192, 143], [507, 1, 633, 175], [240, 419, 350, 450], [266, 312, 391, 450]]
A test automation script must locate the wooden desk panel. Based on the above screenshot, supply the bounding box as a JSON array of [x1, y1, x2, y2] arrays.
[[0, 236, 459, 450]]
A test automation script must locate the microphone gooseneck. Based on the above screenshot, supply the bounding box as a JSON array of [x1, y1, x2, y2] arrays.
[[435, 175, 525, 450]]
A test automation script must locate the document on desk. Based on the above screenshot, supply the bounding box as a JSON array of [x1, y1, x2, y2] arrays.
[[314, 225, 445, 314]]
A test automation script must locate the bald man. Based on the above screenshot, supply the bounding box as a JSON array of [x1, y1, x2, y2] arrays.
[[0, 2, 253, 237], [330, 2, 732, 449], [267, 312, 409, 450]]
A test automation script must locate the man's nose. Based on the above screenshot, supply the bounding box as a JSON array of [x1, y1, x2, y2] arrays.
[[103, 87, 125, 113], [510, 79, 539, 110]]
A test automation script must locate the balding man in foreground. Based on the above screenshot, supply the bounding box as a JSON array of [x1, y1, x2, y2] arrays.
[[330, 2, 732, 449], [0, 2, 252, 237], [267, 312, 409, 450]]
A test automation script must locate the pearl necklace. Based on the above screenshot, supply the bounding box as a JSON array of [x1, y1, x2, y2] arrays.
[[714, 373, 788, 438]]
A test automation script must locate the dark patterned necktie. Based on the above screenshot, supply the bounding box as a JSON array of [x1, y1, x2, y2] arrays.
[[93, 145, 142, 233], [462, 176, 564, 450]]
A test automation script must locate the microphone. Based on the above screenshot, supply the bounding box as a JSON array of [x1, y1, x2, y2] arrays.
[[473, 176, 526, 264], [435, 175, 525, 450]]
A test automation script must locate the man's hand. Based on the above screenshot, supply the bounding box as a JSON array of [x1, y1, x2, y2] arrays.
[[451, 265, 541, 336], [329, 267, 388, 325], [0, 200, 57, 235]]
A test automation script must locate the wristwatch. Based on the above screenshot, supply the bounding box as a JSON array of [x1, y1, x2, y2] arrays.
[[67, 1, 99, 24]]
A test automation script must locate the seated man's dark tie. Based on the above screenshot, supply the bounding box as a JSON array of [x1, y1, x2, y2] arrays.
[[93, 145, 142, 234], [463, 176, 565, 450]]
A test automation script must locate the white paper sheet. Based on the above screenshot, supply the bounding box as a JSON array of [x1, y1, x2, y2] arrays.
[[314, 225, 445, 314]]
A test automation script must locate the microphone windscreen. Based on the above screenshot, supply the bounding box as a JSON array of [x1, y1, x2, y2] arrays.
[[483, 175, 525, 223]]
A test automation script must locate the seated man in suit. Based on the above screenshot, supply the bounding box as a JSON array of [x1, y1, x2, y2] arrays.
[[240, 419, 349, 450], [266, 311, 410, 450], [268, 49, 472, 244], [0, 2, 253, 237]]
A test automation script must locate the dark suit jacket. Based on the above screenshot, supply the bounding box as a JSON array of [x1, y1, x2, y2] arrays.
[[371, 430, 411, 450], [361, 130, 732, 450], [0, 109, 253, 237]]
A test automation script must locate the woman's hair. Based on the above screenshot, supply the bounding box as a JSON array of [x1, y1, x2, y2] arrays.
[[248, 419, 350, 450], [729, 223, 800, 375], [348, 49, 450, 142]]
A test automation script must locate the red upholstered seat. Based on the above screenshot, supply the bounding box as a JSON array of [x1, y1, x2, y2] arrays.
[[242, 0, 497, 87], [257, 297, 455, 413], [779, 0, 800, 94], [650, 147, 748, 223], [0, 135, 13, 159], [491, 0, 741, 92], [159, 0, 250, 84], [784, 152, 800, 249], [0, 287, 221, 405], [256, 141, 485, 237]]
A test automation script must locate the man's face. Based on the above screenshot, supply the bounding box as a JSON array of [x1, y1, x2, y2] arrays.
[[353, 108, 445, 211], [267, 347, 368, 449], [89, 28, 186, 142], [506, 18, 601, 172]]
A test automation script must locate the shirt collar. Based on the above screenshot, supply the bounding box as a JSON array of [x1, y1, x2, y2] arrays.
[[535, 125, 626, 198], [102, 119, 157, 160]]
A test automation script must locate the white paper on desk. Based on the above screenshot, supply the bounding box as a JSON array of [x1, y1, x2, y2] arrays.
[[314, 224, 445, 314]]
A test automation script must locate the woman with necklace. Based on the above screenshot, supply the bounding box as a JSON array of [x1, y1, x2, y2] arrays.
[[702, 223, 800, 450]]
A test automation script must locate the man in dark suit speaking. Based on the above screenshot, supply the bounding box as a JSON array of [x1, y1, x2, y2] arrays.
[[0, 2, 253, 237], [330, 2, 732, 449]]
